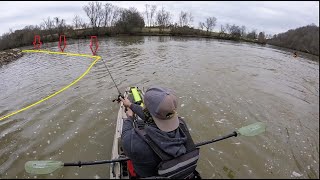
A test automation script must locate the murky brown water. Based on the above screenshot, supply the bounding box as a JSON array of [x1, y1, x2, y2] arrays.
[[0, 36, 319, 179]]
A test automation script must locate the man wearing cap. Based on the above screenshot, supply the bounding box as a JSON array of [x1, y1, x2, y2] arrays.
[[120, 86, 195, 178]]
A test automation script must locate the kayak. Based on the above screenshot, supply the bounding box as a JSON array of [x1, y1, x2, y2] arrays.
[[24, 86, 265, 178], [110, 86, 145, 179]]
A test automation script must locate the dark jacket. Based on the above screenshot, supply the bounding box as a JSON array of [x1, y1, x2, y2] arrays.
[[121, 103, 189, 177]]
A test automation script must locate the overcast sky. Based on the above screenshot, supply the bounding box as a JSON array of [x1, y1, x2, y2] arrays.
[[0, 1, 318, 36]]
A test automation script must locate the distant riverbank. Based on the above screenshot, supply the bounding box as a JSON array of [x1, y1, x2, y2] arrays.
[[0, 29, 317, 67], [68, 27, 264, 44], [0, 27, 261, 67]]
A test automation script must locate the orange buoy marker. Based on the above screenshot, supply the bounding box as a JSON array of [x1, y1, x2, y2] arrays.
[[33, 35, 42, 49], [90, 36, 99, 55], [58, 35, 67, 52]]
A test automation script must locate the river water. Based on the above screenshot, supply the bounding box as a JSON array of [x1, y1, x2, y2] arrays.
[[0, 36, 319, 179]]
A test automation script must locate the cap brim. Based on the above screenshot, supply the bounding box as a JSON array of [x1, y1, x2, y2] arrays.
[[152, 113, 179, 132]]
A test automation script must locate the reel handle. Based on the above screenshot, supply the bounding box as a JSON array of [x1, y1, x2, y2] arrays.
[[112, 94, 127, 112]]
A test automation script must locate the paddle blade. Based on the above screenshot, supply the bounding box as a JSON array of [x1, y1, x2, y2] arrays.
[[237, 122, 266, 136], [25, 161, 63, 174]]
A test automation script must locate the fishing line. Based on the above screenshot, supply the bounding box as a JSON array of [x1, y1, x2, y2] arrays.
[[99, 58, 121, 96]]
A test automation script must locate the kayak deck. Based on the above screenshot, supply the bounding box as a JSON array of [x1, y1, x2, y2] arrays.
[[110, 89, 129, 179]]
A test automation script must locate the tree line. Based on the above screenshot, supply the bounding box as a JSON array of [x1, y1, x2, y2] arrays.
[[0, 1, 317, 56], [267, 24, 319, 56]]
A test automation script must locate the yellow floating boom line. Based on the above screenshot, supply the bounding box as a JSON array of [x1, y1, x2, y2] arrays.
[[0, 50, 101, 121]]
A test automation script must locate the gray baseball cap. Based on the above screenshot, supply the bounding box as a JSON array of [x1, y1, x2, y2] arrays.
[[144, 86, 179, 132]]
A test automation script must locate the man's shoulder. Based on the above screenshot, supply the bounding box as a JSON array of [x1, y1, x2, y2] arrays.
[[178, 116, 187, 124]]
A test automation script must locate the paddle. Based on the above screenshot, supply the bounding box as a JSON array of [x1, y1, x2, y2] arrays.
[[25, 158, 130, 175], [195, 122, 266, 146], [25, 122, 266, 175]]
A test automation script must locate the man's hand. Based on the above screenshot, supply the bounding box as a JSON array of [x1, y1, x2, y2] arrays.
[[120, 97, 132, 108], [126, 108, 134, 118]]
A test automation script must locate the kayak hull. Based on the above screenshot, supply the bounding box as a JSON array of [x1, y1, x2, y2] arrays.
[[110, 87, 145, 179]]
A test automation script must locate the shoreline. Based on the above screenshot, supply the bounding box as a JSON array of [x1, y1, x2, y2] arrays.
[[0, 49, 23, 67], [0, 34, 318, 67]]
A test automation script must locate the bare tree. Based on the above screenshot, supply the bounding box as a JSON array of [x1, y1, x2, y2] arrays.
[[179, 11, 187, 27], [43, 17, 55, 38], [199, 22, 204, 30], [111, 6, 121, 27], [39, 22, 46, 31], [240, 25, 246, 37], [225, 23, 231, 34], [220, 25, 226, 33], [53, 17, 67, 36], [150, 5, 157, 27], [81, 22, 89, 29], [102, 3, 122, 28], [83, 2, 95, 28], [188, 12, 194, 27], [247, 30, 257, 39], [179, 11, 193, 27], [229, 24, 241, 38], [83, 2, 104, 32], [97, 4, 104, 29], [201, 17, 217, 34], [219, 24, 226, 37], [103, 3, 113, 27], [144, 4, 150, 27], [43, 17, 54, 30], [265, 34, 273, 39], [156, 7, 172, 32], [73, 15, 83, 29]]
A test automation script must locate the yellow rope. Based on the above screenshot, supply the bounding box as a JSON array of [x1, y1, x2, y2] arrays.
[[0, 50, 101, 121]]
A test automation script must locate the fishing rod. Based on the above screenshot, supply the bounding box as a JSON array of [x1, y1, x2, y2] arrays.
[[99, 57, 124, 102], [25, 122, 266, 175]]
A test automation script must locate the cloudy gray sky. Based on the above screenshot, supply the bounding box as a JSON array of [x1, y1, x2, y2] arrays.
[[0, 1, 318, 35]]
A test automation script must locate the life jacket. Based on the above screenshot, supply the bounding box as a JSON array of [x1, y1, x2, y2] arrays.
[[133, 118, 201, 179]]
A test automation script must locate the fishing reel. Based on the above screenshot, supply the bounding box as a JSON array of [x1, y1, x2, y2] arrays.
[[112, 94, 124, 103], [112, 94, 128, 112]]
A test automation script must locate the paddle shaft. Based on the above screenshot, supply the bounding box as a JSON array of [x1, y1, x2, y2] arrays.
[[62, 131, 237, 167], [195, 131, 237, 147], [64, 158, 129, 167]]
